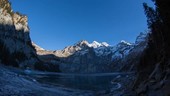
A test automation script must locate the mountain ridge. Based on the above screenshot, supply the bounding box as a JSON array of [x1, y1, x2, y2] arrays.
[[33, 32, 148, 73]]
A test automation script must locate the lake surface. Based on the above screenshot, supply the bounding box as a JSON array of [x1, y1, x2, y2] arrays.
[[33, 73, 116, 91], [10, 67, 133, 92], [23, 71, 134, 91]]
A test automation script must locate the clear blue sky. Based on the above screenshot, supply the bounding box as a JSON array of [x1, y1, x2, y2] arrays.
[[10, 0, 154, 50]]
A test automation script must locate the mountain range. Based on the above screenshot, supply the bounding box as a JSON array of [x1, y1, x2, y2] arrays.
[[33, 32, 148, 73]]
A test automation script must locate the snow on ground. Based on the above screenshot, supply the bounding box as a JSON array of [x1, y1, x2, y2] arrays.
[[0, 65, 94, 96]]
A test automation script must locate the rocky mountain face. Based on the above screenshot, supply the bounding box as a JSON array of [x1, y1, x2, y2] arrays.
[[34, 32, 148, 73], [0, 0, 39, 68]]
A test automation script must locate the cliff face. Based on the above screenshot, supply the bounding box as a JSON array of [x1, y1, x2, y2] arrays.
[[0, 0, 38, 68]]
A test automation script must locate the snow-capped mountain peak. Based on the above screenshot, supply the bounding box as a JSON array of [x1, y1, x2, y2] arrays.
[[89, 41, 101, 48], [76, 40, 89, 47], [120, 40, 132, 45], [101, 42, 109, 47], [88, 41, 110, 48], [75, 40, 110, 48]]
